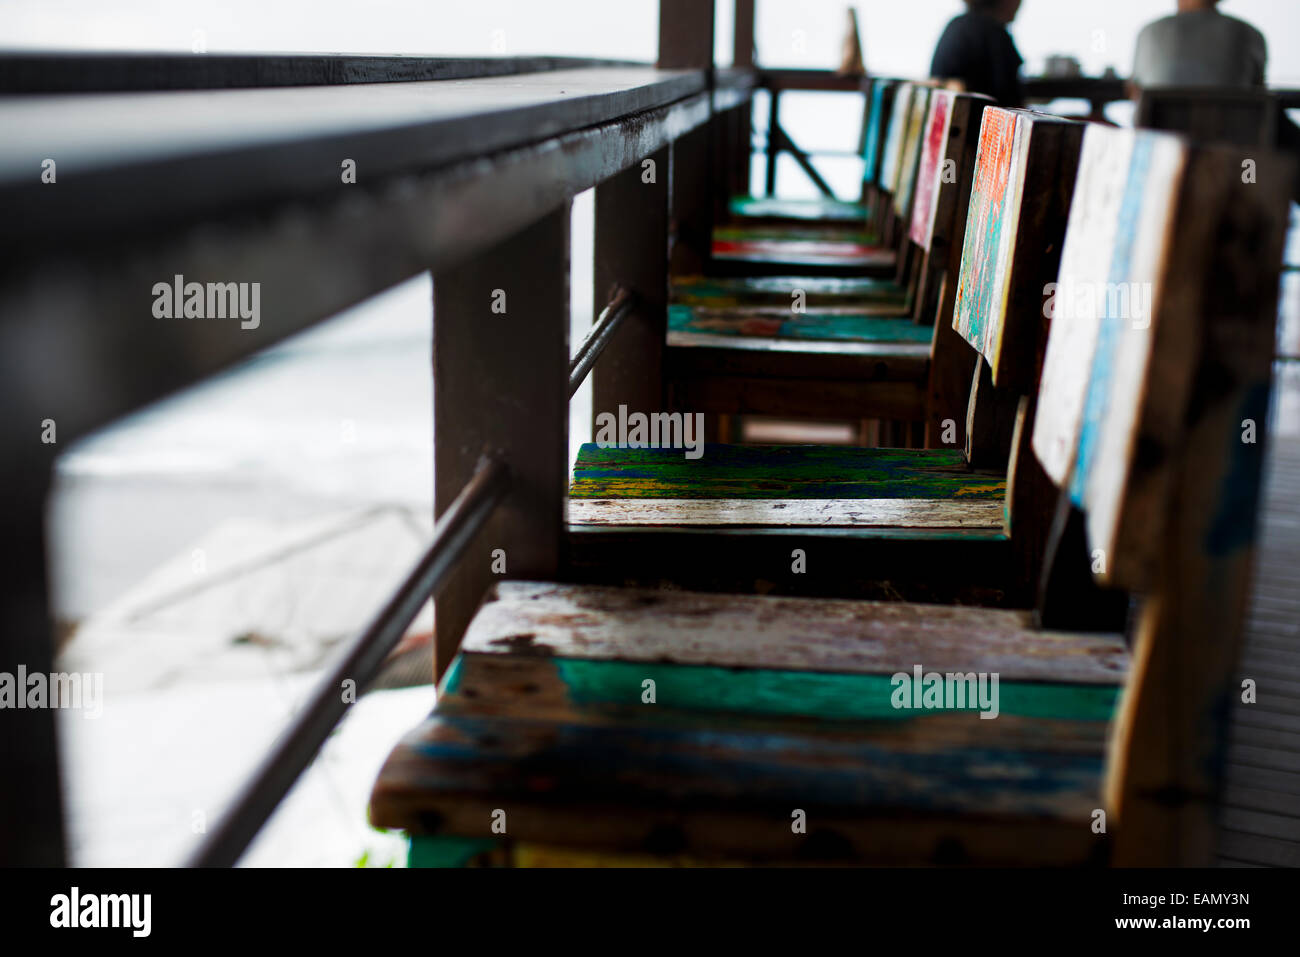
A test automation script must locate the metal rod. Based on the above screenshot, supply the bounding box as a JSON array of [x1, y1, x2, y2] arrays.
[[765, 88, 779, 196], [187, 456, 511, 867], [568, 287, 635, 398]]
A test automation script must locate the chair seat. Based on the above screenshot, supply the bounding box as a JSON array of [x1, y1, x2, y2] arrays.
[[729, 194, 869, 223], [571, 443, 1003, 507], [668, 304, 929, 344], [371, 582, 1128, 865], [713, 224, 877, 245], [673, 275, 910, 308], [712, 233, 897, 271]]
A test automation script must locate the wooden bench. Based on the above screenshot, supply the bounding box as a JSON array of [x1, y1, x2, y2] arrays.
[[370, 123, 1292, 866], [572, 107, 1084, 604]]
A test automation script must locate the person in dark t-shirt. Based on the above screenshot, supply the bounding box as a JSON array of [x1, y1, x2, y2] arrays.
[[930, 0, 1025, 107]]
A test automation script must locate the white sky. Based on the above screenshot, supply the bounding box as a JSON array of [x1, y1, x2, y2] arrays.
[[4, 1, 1300, 84]]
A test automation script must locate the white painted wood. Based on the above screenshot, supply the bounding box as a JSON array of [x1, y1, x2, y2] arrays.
[[462, 581, 1130, 684], [1078, 135, 1187, 572], [1032, 125, 1134, 486], [567, 497, 1004, 527]]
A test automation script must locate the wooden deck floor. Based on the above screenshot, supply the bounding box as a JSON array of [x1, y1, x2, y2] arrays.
[[1218, 361, 1300, 867]]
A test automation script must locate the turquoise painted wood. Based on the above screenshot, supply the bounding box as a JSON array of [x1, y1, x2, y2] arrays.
[[443, 654, 1122, 724], [728, 195, 867, 222], [570, 444, 1006, 500], [385, 709, 1110, 820], [408, 834, 498, 868], [668, 304, 932, 344]]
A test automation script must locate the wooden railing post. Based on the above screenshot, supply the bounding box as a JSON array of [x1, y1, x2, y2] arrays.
[[592, 148, 670, 428], [734, 0, 756, 69], [661, 0, 716, 275], [0, 463, 66, 865], [432, 207, 570, 679]]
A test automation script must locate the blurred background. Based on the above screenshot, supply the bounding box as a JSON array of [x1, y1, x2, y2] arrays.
[[6, 0, 1298, 866]]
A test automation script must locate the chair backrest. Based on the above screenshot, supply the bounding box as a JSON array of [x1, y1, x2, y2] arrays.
[[1032, 124, 1292, 590], [908, 90, 989, 256], [877, 81, 915, 194], [891, 86, 932, 220], [860, 77, 897, 187], [952, 108, 1085, 394], [1136, 86, 1278, 148]]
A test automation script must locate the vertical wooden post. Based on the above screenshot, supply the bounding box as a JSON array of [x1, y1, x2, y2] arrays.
[[733, 0, 756, 68], [764, 90, 780, 197], [0, 462, 67, 865], [670, 119, 715, 277], [660, 0, 717, 276], [658, 0, 715, 70], [592, 148, 670, 427], [432, 208, 570, 679]]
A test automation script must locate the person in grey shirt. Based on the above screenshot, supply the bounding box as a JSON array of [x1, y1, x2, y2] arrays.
[[1130, 0, 1267, 91]]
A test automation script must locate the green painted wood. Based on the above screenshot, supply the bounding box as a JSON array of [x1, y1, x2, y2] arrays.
[[713, 224, 876, 244], [408, 834, 499, 868], [728, 194, 867, 222], [445, 655, 1122, 724], [570, 443, 1006, 500], [668, 304, 931, 343]]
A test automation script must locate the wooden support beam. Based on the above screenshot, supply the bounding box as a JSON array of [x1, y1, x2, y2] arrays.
[[592, 146, 670, 429], [0, 463, 67, 865], [965, 359, 1020, 469], [733, 0, 756, 68], [670, 122, 714, 276], [432, 207, 570, 678], [658, 0, 716, 70]]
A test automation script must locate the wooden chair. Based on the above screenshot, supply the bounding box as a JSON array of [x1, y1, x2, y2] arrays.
[[710, 81, 929, 278], [725, 77, 898, 228], [665, 89, 990, 443], [571, 107, 1085, 605], [370, 125, 1292, 867]]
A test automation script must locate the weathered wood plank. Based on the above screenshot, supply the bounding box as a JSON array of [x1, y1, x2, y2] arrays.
[[728, 196, 867, 222], [671, 274, 908, 307], [459, 580, 1128, 683], [711, 237, 896, 270], [667, 305, 929, 341], [1033, 124, 1135, 487], [371, 710, 1111, 866], [0, 68, 709, 258], [570, 443, 1005, 499], [1069, 135, 1192, 589], [892, 87, 932, 221], [953, 110, 1083, 392], [1106, 143, 1292, 865], [878, 83, 915, 193], [567, 497, 1003, 528]]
